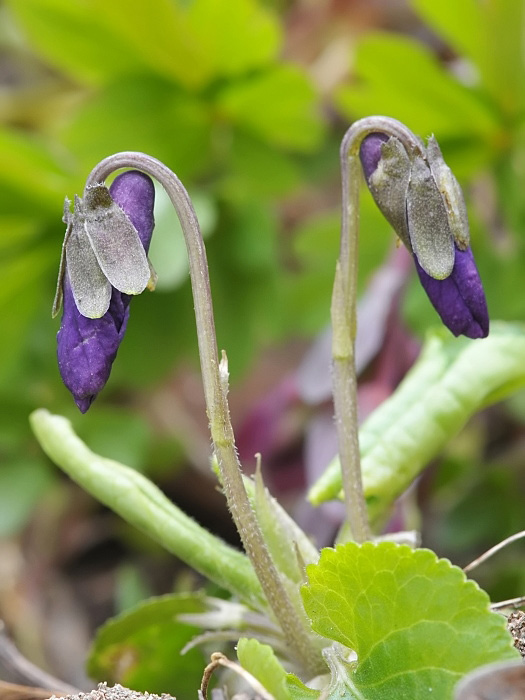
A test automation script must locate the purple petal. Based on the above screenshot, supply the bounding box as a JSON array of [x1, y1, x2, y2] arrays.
[[359, 132, 389, 182], [57, 170, 155, 411], [110, 170, 155, 253], [415, 246, 489, 339], [57, 276, 130, 412]]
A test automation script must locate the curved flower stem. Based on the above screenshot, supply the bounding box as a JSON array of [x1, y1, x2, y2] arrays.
[[334, 117, 423, 543], [85, 153, 324, 674]]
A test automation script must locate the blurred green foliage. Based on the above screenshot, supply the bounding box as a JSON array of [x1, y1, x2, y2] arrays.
[[2, 0, 525, 649]]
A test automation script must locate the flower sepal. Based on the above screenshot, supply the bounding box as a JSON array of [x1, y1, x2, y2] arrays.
[[53, 182, 152, 320]]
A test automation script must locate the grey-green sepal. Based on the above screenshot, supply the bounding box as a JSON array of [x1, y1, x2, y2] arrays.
[[82, 184, 151, 296], [407, 154, 455, 280], [51, 197, 72, 318], [52, 186, 152, 319], [369, 137, 412, 251], [427, 135, 470, 251], [66, 196, 112, 318]]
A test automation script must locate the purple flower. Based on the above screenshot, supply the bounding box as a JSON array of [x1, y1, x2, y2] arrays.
[[56, 171, 155, 412], [360, 132, 489, 339], [415, 247, 488, 339]]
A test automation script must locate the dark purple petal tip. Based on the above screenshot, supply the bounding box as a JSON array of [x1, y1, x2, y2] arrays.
[[57, 170, 155, 411], [415, 246, 489, 339], [57, 276, 130, 412], [359, 132, 389, 182]]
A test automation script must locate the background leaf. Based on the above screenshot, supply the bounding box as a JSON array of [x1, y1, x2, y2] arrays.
[[217, 66, 325, 151], [87, 594, 206, 695]]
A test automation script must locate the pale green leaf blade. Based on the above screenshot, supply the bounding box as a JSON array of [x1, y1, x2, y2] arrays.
[[217, 66, 325, 152], [29, 409, 265, 609], [237, 637, 291, 700], [302, 543, 520, 699], [308, 323, 525, 522]]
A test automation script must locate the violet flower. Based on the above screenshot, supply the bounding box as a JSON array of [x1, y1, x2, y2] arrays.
[[54, 171, 155, 412], [359, 132, 488, 339]]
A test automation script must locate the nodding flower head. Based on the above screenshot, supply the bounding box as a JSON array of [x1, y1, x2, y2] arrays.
[[53, 170, 156, 412], [360, 132, 489, 339]]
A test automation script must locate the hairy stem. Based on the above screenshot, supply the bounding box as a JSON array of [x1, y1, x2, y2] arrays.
[[333, 117, 423, 543], [85, 153, 324, 673]]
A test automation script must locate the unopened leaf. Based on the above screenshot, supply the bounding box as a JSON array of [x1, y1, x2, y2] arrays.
[[309, 323, 525, 522]]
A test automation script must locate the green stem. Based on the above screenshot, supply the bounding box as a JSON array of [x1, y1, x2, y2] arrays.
[[84, 153, 324, 673], [333, 117, 424, 543]]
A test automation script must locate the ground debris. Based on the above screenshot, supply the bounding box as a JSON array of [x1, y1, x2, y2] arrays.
[[48, 683, 175, 700], [508, 610, 525, 658]]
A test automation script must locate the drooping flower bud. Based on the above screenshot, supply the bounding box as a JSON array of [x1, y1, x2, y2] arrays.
[[55, 171, 155, 412], [359, 132, 489, 339]]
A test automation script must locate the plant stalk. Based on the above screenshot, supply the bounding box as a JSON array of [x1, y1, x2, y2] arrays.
[[333, 117, 424, 543], [85, 153, 324, 674]]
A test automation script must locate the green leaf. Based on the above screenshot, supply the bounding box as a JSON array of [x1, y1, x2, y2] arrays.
[[237, 637, 290, 700], [409, 0, 485, 78], [87, 593, 206, 696], [217, 66, 325, 152], [30, 409, 265, 609], [0, 459, 54, 535], [186, 0, 281, 79], [336, 34, 499, 162], [62, 76, 211, 180], [0, 126, 69, 214], [0, 241, 56, 387], [411, 0, 525, 117], [284, 188, 392, 335], [302, 543, 520, 699], [286, 674, 319, 700], [219, 133, 301, 200], [308, 323, 525, 522], [6, 0, 146, 85], [89, 0, 210, 88]]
